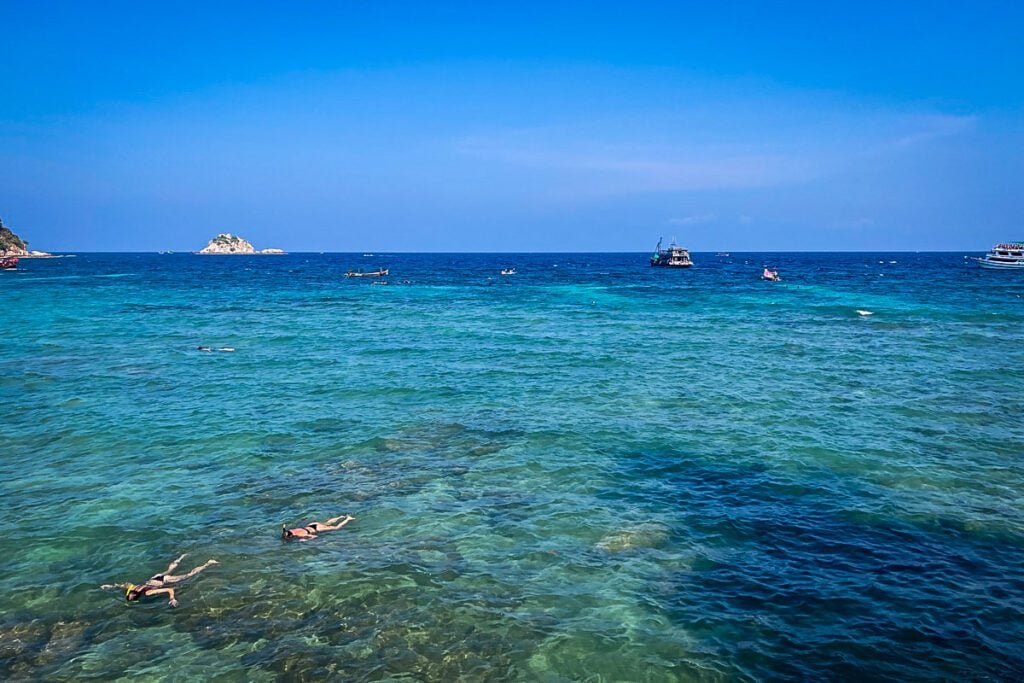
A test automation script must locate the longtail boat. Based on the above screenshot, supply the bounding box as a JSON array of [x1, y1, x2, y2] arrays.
[[346, 268, 389, 277], [0, 257, 19, 269]]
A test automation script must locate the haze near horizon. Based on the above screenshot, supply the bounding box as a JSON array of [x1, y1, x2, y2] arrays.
[[1, 2, 1022, 252]]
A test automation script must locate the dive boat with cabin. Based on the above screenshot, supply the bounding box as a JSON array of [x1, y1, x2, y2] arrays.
[[650, 238, 693, 268], [0, 257, 18, 270], [977, 242, 1024, 269]]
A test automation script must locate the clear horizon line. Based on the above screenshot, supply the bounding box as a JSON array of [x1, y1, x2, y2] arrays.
[[32, 249, 988, 255]]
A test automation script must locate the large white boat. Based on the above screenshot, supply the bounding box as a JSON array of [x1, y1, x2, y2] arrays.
[[978, 242, 1024, 269], [650, 238, 693, 268]]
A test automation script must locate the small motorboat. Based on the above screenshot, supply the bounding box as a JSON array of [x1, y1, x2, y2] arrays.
[[346, 268, 389, 277], [762, 268, 781, 281], [0, 257, 19, 270], [500, 268, 516, 275]]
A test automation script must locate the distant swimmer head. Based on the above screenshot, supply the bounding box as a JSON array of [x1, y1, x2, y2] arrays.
[[125, 583, 142, 602], [281, 524, 294, 540]]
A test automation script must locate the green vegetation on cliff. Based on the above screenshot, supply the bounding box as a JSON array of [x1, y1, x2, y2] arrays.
[[0, 217, 28, 254]]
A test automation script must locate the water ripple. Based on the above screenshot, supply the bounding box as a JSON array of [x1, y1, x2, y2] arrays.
[[2, 252, 1023, 679]]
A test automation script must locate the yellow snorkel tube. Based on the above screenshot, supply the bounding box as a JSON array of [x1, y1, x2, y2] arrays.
[[125, 583, 136, 600]]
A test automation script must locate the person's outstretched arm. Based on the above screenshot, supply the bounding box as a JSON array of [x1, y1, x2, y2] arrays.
[[145, 587, 179, 607], [100, 582, 130, 590]]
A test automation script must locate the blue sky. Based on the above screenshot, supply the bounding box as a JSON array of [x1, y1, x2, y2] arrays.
[[1, 1, 1022, 251]]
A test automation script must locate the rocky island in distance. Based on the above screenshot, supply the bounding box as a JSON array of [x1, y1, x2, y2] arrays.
[[196, 233, 286, 255], [0, 216, 53, 257]]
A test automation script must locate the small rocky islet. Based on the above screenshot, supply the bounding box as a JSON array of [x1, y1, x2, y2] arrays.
[[196, 233, 285, 255]]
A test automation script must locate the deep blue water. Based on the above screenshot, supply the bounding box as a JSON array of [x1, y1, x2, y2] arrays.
[[2, 252, 1023, 680]]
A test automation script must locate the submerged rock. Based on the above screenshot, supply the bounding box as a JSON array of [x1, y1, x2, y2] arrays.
[[0, 619, 48, 674], [596, 523, 670, 552], [36, 620, 89, 666]]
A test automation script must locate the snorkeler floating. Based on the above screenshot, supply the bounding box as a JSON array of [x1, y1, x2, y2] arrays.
[[282, 514, 355, 540], [96, 515, 355, 610], [101, 554, 218, 607]]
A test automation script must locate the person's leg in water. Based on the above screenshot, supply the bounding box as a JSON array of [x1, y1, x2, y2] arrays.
[[307, 515, 355, 533], [161, 558, 219, 585], [161, 553, 187, 577]]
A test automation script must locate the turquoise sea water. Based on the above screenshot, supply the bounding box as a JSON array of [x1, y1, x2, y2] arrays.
[[2, 252, 1023, 680]]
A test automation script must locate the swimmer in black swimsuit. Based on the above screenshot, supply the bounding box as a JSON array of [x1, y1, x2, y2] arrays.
[[282, 514, 354, 540], [101, 554, 219, 607]]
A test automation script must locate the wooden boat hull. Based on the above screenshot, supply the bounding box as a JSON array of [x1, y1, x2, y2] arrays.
[[346, 269, 389, 277]]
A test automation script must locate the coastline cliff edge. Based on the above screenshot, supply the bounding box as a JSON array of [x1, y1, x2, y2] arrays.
[[0, 217, 53, 257]]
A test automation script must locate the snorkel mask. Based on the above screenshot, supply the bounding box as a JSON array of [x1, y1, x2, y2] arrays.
[[125, 583, 137, 601]]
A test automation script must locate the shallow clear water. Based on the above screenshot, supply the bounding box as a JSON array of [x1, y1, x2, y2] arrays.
[[2, 252, 1023, 680]]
